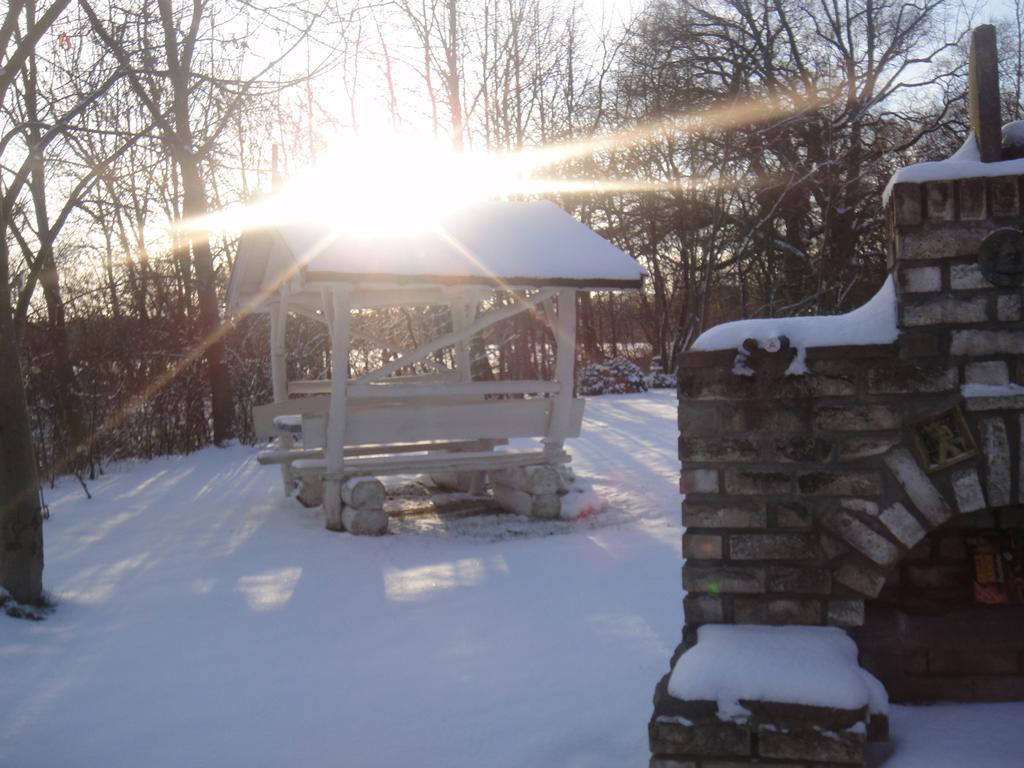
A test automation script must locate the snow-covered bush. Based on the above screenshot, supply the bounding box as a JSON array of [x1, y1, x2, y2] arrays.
[[644, 356, 676, 389], [576, 357, 649, 395], [646, 371, 677, 389]]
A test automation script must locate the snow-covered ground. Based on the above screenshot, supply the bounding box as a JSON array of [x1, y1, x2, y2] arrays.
[[1, 390, 1021, 767]]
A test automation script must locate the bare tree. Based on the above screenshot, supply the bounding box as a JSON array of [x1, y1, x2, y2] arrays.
[[80, 0, 323, 445], [0, 0, 74, 604], [578, 0, 967, 367]]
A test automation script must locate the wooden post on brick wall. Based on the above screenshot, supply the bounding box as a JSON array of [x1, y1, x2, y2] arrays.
[[970, 25, 1002, 163]]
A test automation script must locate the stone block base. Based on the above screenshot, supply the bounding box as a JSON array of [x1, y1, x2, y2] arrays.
[[649, 668, 883, 768]]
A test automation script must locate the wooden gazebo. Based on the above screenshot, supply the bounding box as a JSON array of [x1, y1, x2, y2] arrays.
[[227, 199, 644, 533]]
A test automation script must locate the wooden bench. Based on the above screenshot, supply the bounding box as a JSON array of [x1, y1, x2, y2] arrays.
[[254, 393, 584, 494], [289, 446, 569, 477], [256, 438, 512, 479]]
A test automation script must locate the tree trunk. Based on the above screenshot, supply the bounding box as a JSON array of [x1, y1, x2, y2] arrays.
[[179, 154, 233, 444], [444, 0, 464, 151], [158, 0, 233, 444], [25, 137, 87, 472], [0, 208, 44, 605]]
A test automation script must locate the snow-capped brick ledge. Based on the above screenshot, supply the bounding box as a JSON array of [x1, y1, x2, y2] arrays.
[[655, 125, 1024, 768], [650, 626, 888, 766]]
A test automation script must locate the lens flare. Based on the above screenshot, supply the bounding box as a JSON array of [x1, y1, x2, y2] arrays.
[[178, 91, 826, 240]]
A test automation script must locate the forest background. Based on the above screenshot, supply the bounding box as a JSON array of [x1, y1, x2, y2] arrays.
[[2, 0, 1020, 497]]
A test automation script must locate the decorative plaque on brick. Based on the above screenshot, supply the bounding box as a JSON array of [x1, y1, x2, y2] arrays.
[[979, 227, 1024, 287], [911, 405, 977, 472]]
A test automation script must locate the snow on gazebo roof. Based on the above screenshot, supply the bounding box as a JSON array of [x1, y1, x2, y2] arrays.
[[228, 199, 645, 313]]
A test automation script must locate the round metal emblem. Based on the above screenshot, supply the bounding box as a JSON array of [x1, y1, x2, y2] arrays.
[[979, 227, 1024, 288]]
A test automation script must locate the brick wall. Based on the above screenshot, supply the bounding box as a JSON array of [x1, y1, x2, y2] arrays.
[[854, 516, 1024, 702], [651, 171, 1024, 766]]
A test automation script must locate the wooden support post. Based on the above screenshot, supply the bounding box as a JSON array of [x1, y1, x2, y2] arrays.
[[322, 286, 352, 531], [970, 24, 1002, 163], [442, 289, 488, 494], [268, 294, 293, 494], [545, 289, 577, 459], [449, 291, 473, 384], [269, 292, 289, 403]]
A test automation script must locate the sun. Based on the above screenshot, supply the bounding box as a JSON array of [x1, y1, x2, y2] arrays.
[[184, 97, 803, 242], [268, 134, 524, 237], [180, 134, 527, 240]]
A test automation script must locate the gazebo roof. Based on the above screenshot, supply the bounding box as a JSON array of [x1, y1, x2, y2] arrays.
[[227, 199, 644, 313]]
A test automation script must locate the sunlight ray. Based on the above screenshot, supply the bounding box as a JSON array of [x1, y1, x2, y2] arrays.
[[508, 89, 836, 172], [174, 90, 827, 243]]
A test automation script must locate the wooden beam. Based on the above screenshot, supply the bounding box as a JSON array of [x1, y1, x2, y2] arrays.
[[256, 438, 511, 465], [268, 289, 294, 492], [256, 397, 584, 445], [292, 448, 570, 478], [348, 286, 451, 308], [970, 25, 1002, 163], [288, 371, 462, 396], [348, 380, 560, 399], [269, 289, 289, 403], [322, 287, 352, 530], [545, 289, 578, 457], [449, 290, 473, 383], [287, 379, 333, 395], [352, 288, 557, 385], [321, 287, 335, 342]]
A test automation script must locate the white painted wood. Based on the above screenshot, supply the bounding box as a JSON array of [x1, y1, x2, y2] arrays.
[[257, 235, 292, 295], [257, 438, 510, 465], [254, 282, 590, 508], [276, 286, 290, 345], [321, 287, 335, 342], [342, 398, 584, 445], [351, 288, 557, 385], [346, 286, 451, 309], [348, 380, 560, 400], [322, 287, 352, 530], [546, 289, 578, 457], [448, 289, 473, 382], [341, 476, 386, 510], [268, 291, 295, 493], [289, 371, 480, 396], [254, 394, 581, 442], [301, 284, 506, 311], [269, 300, 287, 404], [301, 414, 326, 449], [288, 303, 327, 324], [254, 396, 332, 437], [287, 379, 333, 395], [303, 283, 448, 308], [258, 447, 325, 464], [442, 288, 490, 491], [292, 448, 569, 477]]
